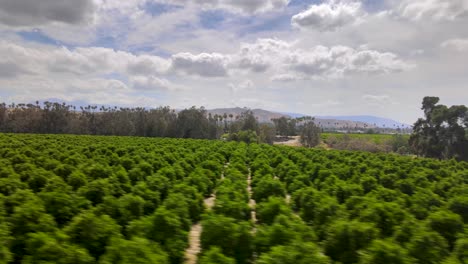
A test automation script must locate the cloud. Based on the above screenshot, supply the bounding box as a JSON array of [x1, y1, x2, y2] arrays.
[[232, 38, 414, 81], [230, 97, 284, 110], [291, 1, 364, 31], [0, 0, 96, 27], [398, 0, 468, 21], [127, 55, 171, 76], [96, 0, 146, 13], [171, 52, 230, 77], [169, 38, 412, 80], [229, 80, 254, 93], [0, 41, 176, 103], [0, 61, 31, 78], [309, 100, 342, 108], [441, 38, 468, 52], [129, 75, 175, 91], [287, 46, 414, 79], [159, 0, 290, 14], [213, 0, 290, 14], [234, 38, 291, 73], [363, 94, 392, 104], [0, 42, 170, 79]]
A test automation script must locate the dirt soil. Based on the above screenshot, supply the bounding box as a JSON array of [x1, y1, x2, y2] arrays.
[[273, 136, 302, 147]]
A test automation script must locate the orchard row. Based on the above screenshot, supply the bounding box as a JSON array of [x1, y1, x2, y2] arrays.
[[0, 134, 467, 264]]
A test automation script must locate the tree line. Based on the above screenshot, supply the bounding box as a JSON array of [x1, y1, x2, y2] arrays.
[[0, 101, 321, 146], [0, 102, 261, 141], [2, 97, 465, 160]]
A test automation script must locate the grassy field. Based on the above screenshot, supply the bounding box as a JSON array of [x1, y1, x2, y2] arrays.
[[321, 133, 410, 144]]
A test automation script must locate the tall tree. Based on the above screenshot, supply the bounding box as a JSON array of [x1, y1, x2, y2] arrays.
[[409, 97, 468, 160], [299, 117, 321, 148]]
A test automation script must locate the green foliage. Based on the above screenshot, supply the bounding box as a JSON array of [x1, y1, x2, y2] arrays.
[[322, 133, 400, 153], [359, 239, 412, 264], [22, 232, 94, 264], [254, 215, 317, 254], [410, 97, 468, 160], [408, 230, 450, 264], [323, 220, 379, 264], [201, 213, 253, 264], [359, 202, 406, 237], [257, 241, 330, 264], [253, 178, 286, 202], [8, 199, 57, 259], [199, 246, 236, 264], [452, 238, 468, 264], [256, 197, 291, 225], [128, 206, 188, 263], [299, 119, 321, 148], [0, 133, 467, 264], [99, 237, 169, 264], [427, 210, 464, 249], [228, 130, 258, 144], [38, 191, 82, 226], [64, 211, 121, 258], [0, 198, 12, 264], [448, 195, 468, 223]]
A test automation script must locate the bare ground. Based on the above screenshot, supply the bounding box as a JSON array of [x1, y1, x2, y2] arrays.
[[184, 164, 226, 264], [273, 136, 302, 147], [247, 169, 257, 224]]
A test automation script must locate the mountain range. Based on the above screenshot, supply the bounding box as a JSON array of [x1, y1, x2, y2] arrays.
[[208, 108, 409, 129]]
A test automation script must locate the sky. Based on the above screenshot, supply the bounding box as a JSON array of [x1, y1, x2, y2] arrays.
[[0, 0, 467, 123]]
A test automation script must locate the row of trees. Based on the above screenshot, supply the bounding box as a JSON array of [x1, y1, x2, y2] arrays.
[[0, 102, 236, 140], [1, 133, 468, 263], [0, 102, 322, 146], [199, 149, 253, 264], [0, 134, 234, 263], [252, 143, 468, 264]]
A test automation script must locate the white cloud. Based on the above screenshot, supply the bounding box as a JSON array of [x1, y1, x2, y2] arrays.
[[96, 0, 146, 13], [230, 97, 284, 110], [0, 61, 31, 78], [0, 42, 170, 79], [309, 100, 342, 108], [213, 0, 290, 14], [234, 38, 291, 73], [232, 38, 413, 81], [171, 52, 230, 77], [363, 94, 392, 104], [229, 80, 254, 93], [0, 41, 176, 104], [0, 0, 96, 27], [398, 0, 468, 21], [167, 38, 412, 80], [441, 38, 468, 52], [159, 0, 290, 14], [127, 55, 171, 75], [129, 75, 175, 91], [291, 1, 364, 31]]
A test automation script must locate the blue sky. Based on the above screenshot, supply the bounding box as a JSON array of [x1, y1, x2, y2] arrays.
[[0, 0, 467, 123]]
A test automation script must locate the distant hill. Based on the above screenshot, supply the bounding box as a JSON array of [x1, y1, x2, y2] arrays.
[[208, 107, 287, 123], [207, 108, 393, 129], [317, 115, 410, 128]]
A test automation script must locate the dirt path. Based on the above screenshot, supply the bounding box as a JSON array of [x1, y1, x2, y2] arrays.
[[185, 223, 202, 264], [247, 168, 257, 225], [273, 136, 302, 147], [184, 163, 227, 264]]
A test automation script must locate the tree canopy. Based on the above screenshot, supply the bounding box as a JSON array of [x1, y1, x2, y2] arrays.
[[410, 97, 468, 160]]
